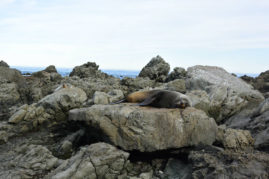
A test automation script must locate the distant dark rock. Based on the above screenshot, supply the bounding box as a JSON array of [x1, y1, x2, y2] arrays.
[[70, 62, 111, 79], [166, 67, 187, 82], [0, 61, 9, 67], [44, 65, 57, 73], [139, 56, 170, 82]]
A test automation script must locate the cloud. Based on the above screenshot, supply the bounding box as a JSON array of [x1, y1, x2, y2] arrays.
[[0, 0, 269, 73]]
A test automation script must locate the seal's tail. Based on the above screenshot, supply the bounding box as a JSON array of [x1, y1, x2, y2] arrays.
[[110, 99, 126, 104]]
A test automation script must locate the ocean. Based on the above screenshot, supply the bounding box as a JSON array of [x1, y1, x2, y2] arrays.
[[10, 66, 259, 78]]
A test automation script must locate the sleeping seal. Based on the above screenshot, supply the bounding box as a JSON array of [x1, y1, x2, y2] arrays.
[[115, 90, 192, 108]]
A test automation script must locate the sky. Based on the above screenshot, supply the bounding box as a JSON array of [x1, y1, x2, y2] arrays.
[[0, 0, 269, 73]]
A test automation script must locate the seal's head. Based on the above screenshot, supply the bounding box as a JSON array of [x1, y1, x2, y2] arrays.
[[174, 94, 192, 108]]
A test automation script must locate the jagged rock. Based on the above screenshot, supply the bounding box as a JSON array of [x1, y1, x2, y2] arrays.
[[138, 56, 170, 82], [93, 90, 124, 105], [0, 60, 9, 67], [44, 65, 58, 73], [216, 125, 254, 150], [226, 98, 269, 151], [166, 67, 187, 82], [121, 77, 157, 94], [69, 104, 217, 152], [162, 158, 192, 179], [0, 144, 59, 178], [8, 85, 87, 133], [69, 62, 111, 79], [159, 79, 186, 93], [189, 147, 269, 179], [63, 75, 122, 98], [186, 65, 264, 123], [46, 143, 129, 179]]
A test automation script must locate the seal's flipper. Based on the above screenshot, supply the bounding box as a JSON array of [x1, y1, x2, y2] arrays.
[[138, 94, 158, 106]]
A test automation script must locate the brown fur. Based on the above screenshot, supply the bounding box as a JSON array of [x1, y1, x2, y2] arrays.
[[126, 91, 151, 103]]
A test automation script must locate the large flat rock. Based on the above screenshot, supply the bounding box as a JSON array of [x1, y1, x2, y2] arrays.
[[69, 104, 217, 152]]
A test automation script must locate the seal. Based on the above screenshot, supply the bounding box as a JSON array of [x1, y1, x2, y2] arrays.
[[115, 90, 192, 109]]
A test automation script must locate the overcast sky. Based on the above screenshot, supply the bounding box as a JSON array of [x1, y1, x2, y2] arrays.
[[0, 0, 269, 73]]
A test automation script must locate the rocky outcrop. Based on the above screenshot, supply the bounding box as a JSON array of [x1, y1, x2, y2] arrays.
[[226, 98, 269, 151], [0, 144, 59, 178], [69, 104, 218, 152], [46, 143, 130, 179], [69, 62, 111, 79], [92, 89, 124, 105], [166, 67, 187, 82], [186, 65, 264, 123], [189, 146, 269, 179], [8, 85, 87, 134], [138, 56, 170, 82], [0, 60, 9, 67]]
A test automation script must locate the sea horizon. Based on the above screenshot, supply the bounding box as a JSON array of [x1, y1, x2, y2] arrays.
[[10, 66, 260, 78]]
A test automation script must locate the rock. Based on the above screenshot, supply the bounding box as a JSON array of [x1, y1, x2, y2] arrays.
[[186, 65, 264, 123], [189, 147, 269, 179], [121, 77, 157, 94], [160, 79, 186, 93], [93, 91, 110, 104], [46, 142, 129, 179], [44, 65, 58, 73], [226, 98, 269, 151], [107, 89, 124, 103], [69, 104, 217, 152], [138, 56, 170, 82], [254, 70, 269, 98], [216, 125, 254, 150], [0, 144, 59, 178], [8, 84, 87, 132], [0, 60, 9, 67], [162, 158, 192, 179], [166, 67, 187, 82], [70, 62, 111, 79], [0, 65, 23, 83]]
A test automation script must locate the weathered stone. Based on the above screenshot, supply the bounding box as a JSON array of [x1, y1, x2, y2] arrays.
[[166, 67, 187, 82], [216, 125, 254, 150], [93, 91, 110, 104], [69, 104, 217, 152], [138, 56, 170, 82], [44, 65, 58, 73], [186, 66, 264, 122], [46, 143, 129, 179], [0, 60, 9, 67]]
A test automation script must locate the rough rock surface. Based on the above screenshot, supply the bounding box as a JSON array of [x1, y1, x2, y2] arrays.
[[0, 60, 9, 67], [0, 144, 59, 178], [189, 146, 269, 179], [7, 85, 87, 134], [166, 67, 187, 82], [138, 56, 170, 82], [226, 98, 269, 151], [46, 143, 129, 179], [69, 104, 218, 152], [186, 65, 264, 123], [69, 62, 111, 79]]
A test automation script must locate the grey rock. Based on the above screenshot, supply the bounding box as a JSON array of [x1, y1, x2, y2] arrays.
[[186, 65, 264, 122], [46, 143, 129, 179], [189, 147, 269, 179], [216, 125, 254, 150], [162, 79, 186, 93], [44, 65, 58, 73], [166, 67, 187, 82], [69, 104, 217, 152], [93, 91, 110, 104], [121, 77, 157, 94], [0, 60, 9, 67], [70, 61, 110, 79], [0, 144, 59, 179], [139, 56, 170, 82], [107, 89, 124, 103], [8, 84, 87, 133], [163, 158, 192, 179]]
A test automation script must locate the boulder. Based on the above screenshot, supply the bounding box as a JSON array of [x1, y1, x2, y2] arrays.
[[157, 79, 186, 93], [44, 65, 58, 73], [186, 65, 264, 123], [0, 144, 59, 179], [46, 143, 129, 179], [189, 147, 269, 179], [0, 60, 9, 67], [226, 98, 269, 151], [69, 62, 111, 79], [138, 56, 170, 82], [166, 67, 187, 82], [216, 125, 254, 150], [8, 84, 87, 132], [69, 104, 218, 152], [92, 90, 124, 105]]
